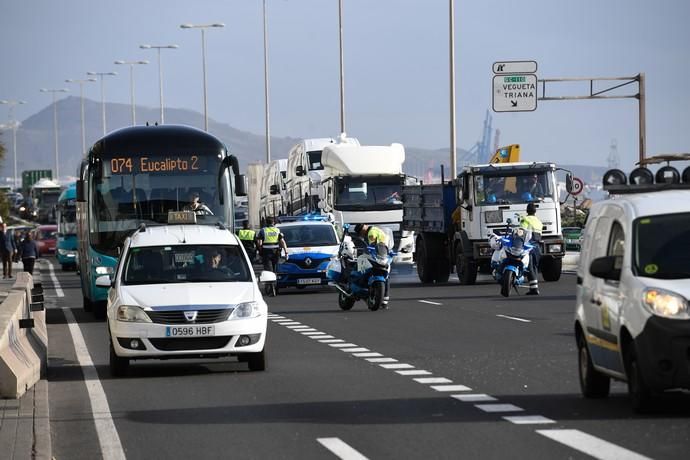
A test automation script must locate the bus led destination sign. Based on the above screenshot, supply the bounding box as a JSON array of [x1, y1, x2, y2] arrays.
[[107, 154, 210, 175]]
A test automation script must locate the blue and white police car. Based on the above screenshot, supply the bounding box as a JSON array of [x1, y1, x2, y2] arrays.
[[99, 212, 274, 376], [276, 215, 341, 290]]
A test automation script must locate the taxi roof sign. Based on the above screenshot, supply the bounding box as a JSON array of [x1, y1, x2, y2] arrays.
[[168, 210, 197, 224]]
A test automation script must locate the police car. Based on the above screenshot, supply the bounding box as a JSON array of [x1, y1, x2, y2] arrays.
[[574, 162, 690, 412], [275, 215, 341, 290], [99, 212, 275, 376]]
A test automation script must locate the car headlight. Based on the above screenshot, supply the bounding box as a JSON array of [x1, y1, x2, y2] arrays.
[[484, 210, 502, 224], [547, 244, 562, 253], [643, 288, 689, 319], [96, 266, 114, 275], [230, 301, 261, 319], [58, 249, 76, 256], [116, 305, 152, 323]]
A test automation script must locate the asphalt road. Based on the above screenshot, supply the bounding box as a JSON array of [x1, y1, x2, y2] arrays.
[[43, 260, 690, 460]]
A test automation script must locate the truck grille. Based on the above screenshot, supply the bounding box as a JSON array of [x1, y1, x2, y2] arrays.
[[146, 309, 232, 324]]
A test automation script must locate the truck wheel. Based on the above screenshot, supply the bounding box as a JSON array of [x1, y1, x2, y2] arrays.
[[456, 253, 477, 285], [626, 347, 653, 413], [415, 236, 435, 283], [427, 235, 450, 283], [578, 334, 610, 398], [541, 257, 562, 282]]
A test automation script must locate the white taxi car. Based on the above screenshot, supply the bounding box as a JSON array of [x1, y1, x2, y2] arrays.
[[99, 219, 273, 376], [575, 165, 690, 412]]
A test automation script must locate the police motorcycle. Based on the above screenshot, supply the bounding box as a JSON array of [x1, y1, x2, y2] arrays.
[[488, 216, 534, 297], [327, 226, 395, 311]]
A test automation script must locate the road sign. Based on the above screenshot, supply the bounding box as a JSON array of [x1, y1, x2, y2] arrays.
[[571, 177, 584, 195], [493, 60, 538, 75], [492, 74, 537, 112]]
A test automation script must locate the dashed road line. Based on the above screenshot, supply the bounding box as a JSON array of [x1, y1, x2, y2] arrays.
[[414, 377, 452, 384], [380, 363, 414, 370], [319, 339, 344, 343], [451, 394, 497, 402], [366, 357, 397, 363], [353, 352, 382, 358], [317, 437, 369, 460], [329, 343, 358, 348], [418, 300, 442, 305], [311, 335, 335, 339], [397, 370, 432, 376], [430, 385, 471, 392], [503, 415, 555, 425], [340, 347, 370, 353], [476, 404, 524, 413], [496, 314, 531, 323], [536, 430, 652, 460], [45, 260, 65, 297]]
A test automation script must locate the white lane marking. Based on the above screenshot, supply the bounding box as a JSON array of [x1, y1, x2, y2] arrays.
[[397, 370, 432, 376], [317, 437, 369, 460], [414, 377, 452, 384], [302, 332, 325, 336], [430, 385, 472, 392], [329, 343, 358, 348], [451, 394, 497, 402], [280, 321, 302, 326], [353, 352, 382, 358], [536, 429, 652, 460], [496, 314, 531, 323], [340, 347, 370, 353], [62, 307, 125, 460], [475, 404, 523, 413], [312, 335, 335, 340], [319, 339, 345, 343], [45, 260, 65, 297], [293, 328, 317, 332], [503, 415, 555, 425], [287, 325, 310, 329], [366, 357, 397, 363], [418, 300, 442, 305], [380, 363, 415, 370]]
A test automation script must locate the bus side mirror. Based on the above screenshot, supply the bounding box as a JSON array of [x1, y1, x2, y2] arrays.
[[76, 179, 85, 202], [295, 165, 305, 176], [235, 174, 247, 197]]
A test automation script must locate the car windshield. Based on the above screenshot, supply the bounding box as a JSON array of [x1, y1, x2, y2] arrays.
[[634, 212, 690, 279], [280, 224, 338, 247], [122, 245, 251, 285]]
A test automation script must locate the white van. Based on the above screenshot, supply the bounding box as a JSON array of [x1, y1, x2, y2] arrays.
[[574, 164, 690, 412]]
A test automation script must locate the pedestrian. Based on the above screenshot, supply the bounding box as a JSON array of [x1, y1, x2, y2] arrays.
[[255, 217, 287, 273], [236, 220, 257, 261], [519, 202, 543, 295], [0, 223, 17, 278], [18, 231, 39, 276]]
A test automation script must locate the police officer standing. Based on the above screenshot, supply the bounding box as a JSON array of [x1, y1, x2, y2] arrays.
[[236, 221, 257, 261], [255, 217, 288, 273], [519, 202, 543, 295]]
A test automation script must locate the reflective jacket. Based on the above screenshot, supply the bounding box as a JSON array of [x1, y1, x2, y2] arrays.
[[238, 229, 255, 241], [367, 226, 389, 246], [259, 226, 281, 248]]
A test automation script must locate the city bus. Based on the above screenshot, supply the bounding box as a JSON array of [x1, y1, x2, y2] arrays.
[[56, 182, 77, 270], [76, 124, 246, 317]]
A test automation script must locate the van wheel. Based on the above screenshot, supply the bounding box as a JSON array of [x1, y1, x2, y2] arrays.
[[109, 341, 129, 377], [626, 347, 653, 413], [577, 335, 610, 398]]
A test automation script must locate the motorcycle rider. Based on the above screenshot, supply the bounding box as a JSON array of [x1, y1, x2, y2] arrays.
[[255, 217, 288, 273], [354, 223, 391, 307], [519, 202, 542, 295]]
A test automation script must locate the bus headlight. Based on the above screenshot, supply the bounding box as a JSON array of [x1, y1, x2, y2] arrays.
[[95, 266, 114, 275], [643, 288, 689, 319], [116, 306, 152, 323]]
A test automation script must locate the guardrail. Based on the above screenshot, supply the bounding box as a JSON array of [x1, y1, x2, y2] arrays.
[[0, 272, 47, 398]]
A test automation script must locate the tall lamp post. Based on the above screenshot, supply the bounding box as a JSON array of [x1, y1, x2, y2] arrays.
[[337, 0, 346, 136], [261, 0, 271, 163], [114, 60, 149, 126], [39, 88, 69, 182], [180, 23, 225, 132], [0, 99, 27, 190], [86, 71, 117, 136], [65, 78, 97, 165], [140, 44, 178, 124], [449, 0, 457, 178]]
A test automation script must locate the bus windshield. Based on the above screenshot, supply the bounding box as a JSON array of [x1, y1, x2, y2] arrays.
[[89, 153, 223, 255], [333, 176, 403, 211]]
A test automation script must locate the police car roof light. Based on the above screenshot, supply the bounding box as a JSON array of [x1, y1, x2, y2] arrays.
[[655, 165, 680, 184], [602, 169, 627, 187], [629, 167, 654, 185]]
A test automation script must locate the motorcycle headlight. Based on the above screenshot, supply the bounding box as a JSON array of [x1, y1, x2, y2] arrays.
[[96, 266, 114, 275], [230, 301, 261, 319], [547, 244, 562, 253], [117, 305, 152, 323], [643, 288, 689, 319]]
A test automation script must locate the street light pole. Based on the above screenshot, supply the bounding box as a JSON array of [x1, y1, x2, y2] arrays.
[[262, 0, 271, 163], [140, 44, 179, 124], [449, 0, 457, 180], [0, 99, 27, 190], [86, 71, 117, 136], [180, 23, 225, 132], [338, 0, 346, 136], [39, 88, 69, 182], [114, 60, 149, 126], [65, 78, 97, 164]]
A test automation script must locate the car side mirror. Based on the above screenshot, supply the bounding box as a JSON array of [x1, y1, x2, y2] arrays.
[[589, 255, 621, 281], [95, 275, 113, 288], [259, 270, 277, 283]]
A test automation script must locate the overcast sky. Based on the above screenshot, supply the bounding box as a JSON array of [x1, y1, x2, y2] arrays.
[[1, 0, 689, 168]]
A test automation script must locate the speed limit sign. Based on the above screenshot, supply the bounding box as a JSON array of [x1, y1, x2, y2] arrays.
[[571, 177, 584, 195]]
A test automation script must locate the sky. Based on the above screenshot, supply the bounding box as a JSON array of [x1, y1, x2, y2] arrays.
[[1, 0, 689, 169]]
